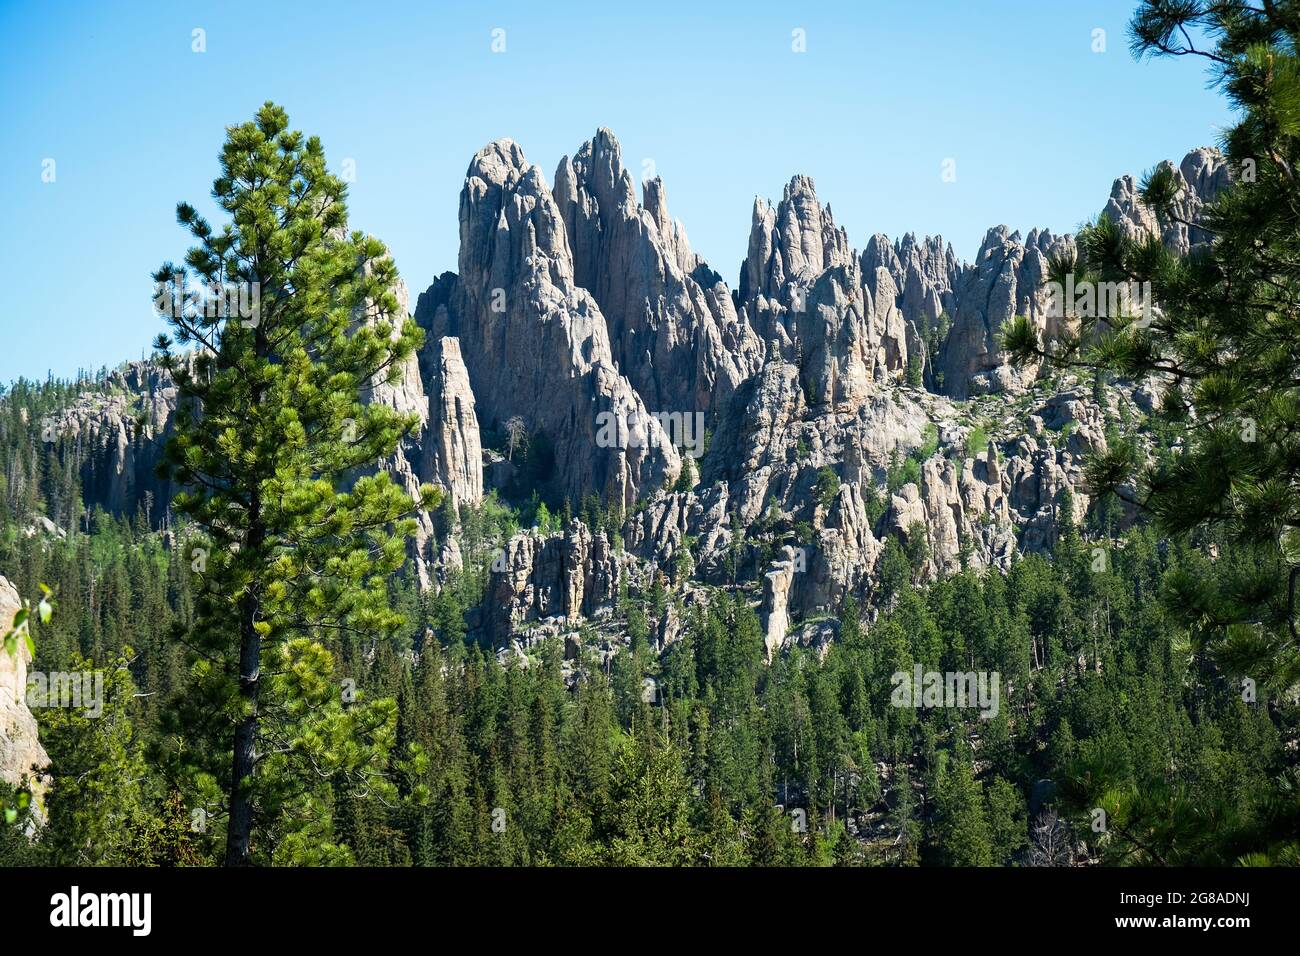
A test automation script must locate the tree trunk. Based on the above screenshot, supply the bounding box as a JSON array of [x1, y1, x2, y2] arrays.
[[225, 495, 264, 866]]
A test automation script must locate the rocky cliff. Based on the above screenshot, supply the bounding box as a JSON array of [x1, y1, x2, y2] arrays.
[[21, 136, 1223, 655], [938, 226, 1076, 399], [554, 129, 762, 417], [416, 139, 681, 510], [0, 575, 49, 796], [43, 361, 179, 522]]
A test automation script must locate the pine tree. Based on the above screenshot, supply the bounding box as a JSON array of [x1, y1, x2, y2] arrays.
[[930, 754, 993, 866], [1004, 1, 1300, 690], [984, 775, 1028, 865], [604, 733, 697, 866], [39, 651, 153, 865], [429, 580, 466, 646], [153, 103, 438, 866], [886, 764, 919, 867]]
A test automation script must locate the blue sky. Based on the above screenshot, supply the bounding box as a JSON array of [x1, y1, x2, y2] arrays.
[[0, 0, 1235, 385]]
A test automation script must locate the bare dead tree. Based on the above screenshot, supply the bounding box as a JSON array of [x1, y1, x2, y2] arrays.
[[504, 415, 527, 461], [1026, 809, 1075, 867]]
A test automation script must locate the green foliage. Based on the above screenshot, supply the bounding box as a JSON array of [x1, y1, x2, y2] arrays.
[[917, 423, 940, 460], [903, 522, 930, 572], [1007, 2, 1300, 694], [906, 354, 924, 387], [814, 467, 841, 509], [859, 486, 883, 528], [930, 754, 992, 865], [673, 455, 697, 493], [0, 445, 1292, 867], [985, 775, 1028, 864], [886, 427, 938, 493], [1, 582, 48, 659], [39, 652, 152, 865], [4, 12, 1299, 869], [152, 103, 436, 865]]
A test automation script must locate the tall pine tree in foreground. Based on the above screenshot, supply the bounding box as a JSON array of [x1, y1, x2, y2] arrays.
[[1007, 0, 1300, 689], [1005, 0, 1300, 863], [153, 103, 437, 865]]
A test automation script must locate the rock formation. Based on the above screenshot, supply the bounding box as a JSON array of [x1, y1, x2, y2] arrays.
[[421, 336, 484, 512], [483, 521, 627, 644], [416, 138, 680, 509], [0, 575, 49, 796], [21, 138, 1221, 656], [553, 129, 763, 417], [44, 361, 178, 522], [937, 226, 1075, 399], [1103, 146, 1231, 254]]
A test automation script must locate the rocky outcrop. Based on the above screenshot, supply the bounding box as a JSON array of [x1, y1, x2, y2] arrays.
[[42, 362, 178, 523], [741, 175, 854, 305], [738, 177, 920, 404], [0, 575, 49, 795], [356, 276, 443, 589], [762, 546, 799, 661], [928, 148, 1225, 399], [863, 232, 961, 386], [895, 232, 961, 320], [21, 135, 1203, 653], [483, 521, 627, 643], [553, 129, 763, 417], [374, 325, 486, 592], [417, 139, 680, 509], [631, 362, 1124, 641], [1103, 147, 1231, 255], [362, 276, 428, 432], [938, 227, 1074, 398], [420, 336, 483, 512]]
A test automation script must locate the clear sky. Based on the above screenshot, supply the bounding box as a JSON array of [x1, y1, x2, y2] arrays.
[[0, 0, 1235, 385]]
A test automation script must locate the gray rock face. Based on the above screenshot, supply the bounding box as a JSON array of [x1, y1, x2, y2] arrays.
[[762, 546, 799, 661], [26, 136, 1216, 655], [473, 127, 1175, 642], [355, 276, 442, 589], [865, 230, 962, 379], [738, 177, 918, 403], [889, 233, 961, 376], [0, 575, 49, 796], [740, 175, 853, 342], [938, 226, 1074, 399], [379, 333, 486, 590], [362, 276, 428, 432], [43, 362, 178, 523], [418, 138, 680, 509], [797, 263, 875, 404], [741, 174, 854, 305], [932, 146, 1222, 399], [326, 274, 487, 591], [1103, 147, 1230, 255], [642, 362, 1122, 632], [483, 521, 627, 643], [420, 336, 483, 513], [553, 129, 763, 417]]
